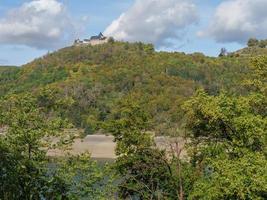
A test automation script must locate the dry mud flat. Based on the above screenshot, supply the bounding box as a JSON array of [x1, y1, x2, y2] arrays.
[[48, 135, 186, 159]]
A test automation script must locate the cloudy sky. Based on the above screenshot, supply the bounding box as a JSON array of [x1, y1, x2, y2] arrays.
[[0, 0, 266, 66]]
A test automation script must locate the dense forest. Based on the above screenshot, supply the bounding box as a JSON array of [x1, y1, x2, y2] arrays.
[[0, 40, 266, 199]]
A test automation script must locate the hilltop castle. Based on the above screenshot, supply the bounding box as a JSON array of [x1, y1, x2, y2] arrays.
[[74, 32, 109, 46]]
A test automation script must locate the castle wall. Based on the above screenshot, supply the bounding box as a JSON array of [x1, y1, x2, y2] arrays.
[[74, 38, 109, 46], [88, 38, 108, 45]]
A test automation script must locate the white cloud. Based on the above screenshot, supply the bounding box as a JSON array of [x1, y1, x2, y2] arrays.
[[199, 0, 267, 44], [104, 0, 198, 47], [0, 0, 77, 49]]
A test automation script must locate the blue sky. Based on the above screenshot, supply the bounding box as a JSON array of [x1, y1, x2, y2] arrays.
[[1, 0, 266, 66]]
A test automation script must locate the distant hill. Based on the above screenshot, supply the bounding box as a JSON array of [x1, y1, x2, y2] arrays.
[[0, 41, 257, 135], [229, 38, 267, 57], [233, 46, 267, 57]]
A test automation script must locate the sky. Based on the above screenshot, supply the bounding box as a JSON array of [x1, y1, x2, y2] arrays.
[[1, 0, 267, 66]]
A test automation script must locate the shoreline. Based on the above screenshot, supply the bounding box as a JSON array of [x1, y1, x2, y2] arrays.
[[47, 135, 186, 159]]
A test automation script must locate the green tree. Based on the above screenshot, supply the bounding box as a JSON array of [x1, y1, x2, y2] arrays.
[[183, 90, 267, 199], [189, 152, 267, 200], [218, 48, 227, 57], [247, 38, 259, 47], [245, 56, 267, 93], [105, 98, 180, 199], [108, 37, 115, 44], [183, 57, 267, 199], [259, 40, 267, 48], [0, 93, 114, 200], [48, 153, 117, 200], [0, 93, 70, 199]]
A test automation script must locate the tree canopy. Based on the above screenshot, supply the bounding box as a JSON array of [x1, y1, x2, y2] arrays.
[[0, 42, 267, 199]]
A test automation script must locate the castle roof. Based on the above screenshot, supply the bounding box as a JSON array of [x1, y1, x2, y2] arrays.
[[90, 32, 105, 40]]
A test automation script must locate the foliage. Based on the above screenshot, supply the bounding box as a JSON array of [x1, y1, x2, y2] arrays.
[[0, 66, 20, 96], [183, 90, 266, 155], [183, 56, 267, 199], [1, 42, 267, 199], [247, 38, 259, 47], [247, 38, 267, 48], [0, 93, 66, 199], [189, 153, 267, 200], [218, 48, 227, 57], [105, 99, 176, 199], [0, 93, 114, 200], [0, 42, 252, 136], [104, 98, 198, 199], [48, 154, 117, 200]]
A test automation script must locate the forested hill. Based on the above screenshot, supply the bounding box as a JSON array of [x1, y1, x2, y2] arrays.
[[0, 41, 262, 135]]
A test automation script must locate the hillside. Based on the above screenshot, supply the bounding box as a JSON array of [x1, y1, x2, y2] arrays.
[[0, 66, 20, 96], [1, 41, 266, 200], [233, 46, 267, 57], [0, 41, 253, 135]]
